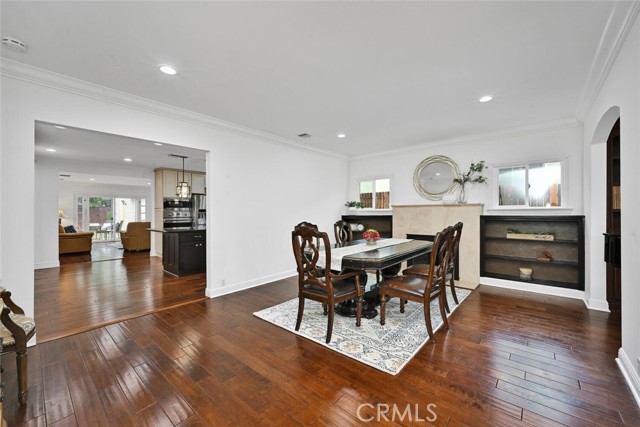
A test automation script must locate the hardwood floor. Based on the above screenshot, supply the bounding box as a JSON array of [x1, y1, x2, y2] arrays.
[[8, 276, 639, 426], [36, 252, 206, 342]]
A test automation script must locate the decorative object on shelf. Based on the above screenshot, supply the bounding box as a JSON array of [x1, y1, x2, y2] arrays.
[[413, 155, 460, 200], [345, 200, 364, 209], [519, 267, 533, 280], [170, 154, 191, 198], [454, 160, 487, 204], [537, 249, 554, 262], [506, 228, 555, 241], [362, 229, 380, 245]]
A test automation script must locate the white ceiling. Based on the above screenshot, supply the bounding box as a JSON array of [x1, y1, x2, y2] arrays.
[[35, 121, 207, 186], [1, 1, 634, 158]]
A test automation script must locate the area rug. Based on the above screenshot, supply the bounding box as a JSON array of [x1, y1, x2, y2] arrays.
[[254, 287, 471, 375]]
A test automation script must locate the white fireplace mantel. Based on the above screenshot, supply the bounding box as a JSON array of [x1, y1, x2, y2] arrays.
[[392, 204, 484, 289]]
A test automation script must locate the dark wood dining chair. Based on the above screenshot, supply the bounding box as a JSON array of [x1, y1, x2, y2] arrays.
[[0, 287, 36, 404], [402, 222, 463, 312], [334, 220, 353, 244], [292, 222, 364, 343], [379, 226, 454, 342]]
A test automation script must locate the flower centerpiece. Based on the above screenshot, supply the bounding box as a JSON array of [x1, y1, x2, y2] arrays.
[[453, 160, 487, 203], [362, 229, 381, 245]]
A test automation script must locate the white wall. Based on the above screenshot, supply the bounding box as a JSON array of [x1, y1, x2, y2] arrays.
[[349, 120, 583, 214], [583, 16, 640, 404], [1, 62, 348, 320]]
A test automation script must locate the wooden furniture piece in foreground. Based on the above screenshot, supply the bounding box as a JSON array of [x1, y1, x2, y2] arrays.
[[333, 220, 353, 244], [379, 226, 454, 342], [403, 222, 463, 312], [120, 221, 151, 251], [292, 222, 364, 343], [0, 288, 36, 405]]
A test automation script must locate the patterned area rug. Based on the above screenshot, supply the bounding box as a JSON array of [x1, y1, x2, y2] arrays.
[[254, 287, 471, 375]]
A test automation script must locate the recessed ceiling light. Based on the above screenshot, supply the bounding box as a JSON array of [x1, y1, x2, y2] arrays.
[[89, 178, 95, 181], [53, 125, 66, 129], [159, 65, 177, 75], [154, 142, 163, 146], [124, 158, 133, 162], [479, 95, 493, 103], [45, 148, 56, 152], [337, 133, 347, 138]]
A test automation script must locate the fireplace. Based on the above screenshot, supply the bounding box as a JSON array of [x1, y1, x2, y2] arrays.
[[406, 234, 460, 280]]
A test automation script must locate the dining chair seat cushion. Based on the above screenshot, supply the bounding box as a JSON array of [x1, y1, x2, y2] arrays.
[[304, 278, 362, 298], [380, 275, 441, 300], [402, 264, 431, 276], [0, 313, 35, 348]]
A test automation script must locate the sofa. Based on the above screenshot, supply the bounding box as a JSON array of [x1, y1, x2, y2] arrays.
[[59, 224, 94, 254], [120, 221, 151, 251]]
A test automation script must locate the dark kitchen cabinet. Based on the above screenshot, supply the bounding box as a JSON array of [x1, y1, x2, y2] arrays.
[[163, 230, 206, 276]]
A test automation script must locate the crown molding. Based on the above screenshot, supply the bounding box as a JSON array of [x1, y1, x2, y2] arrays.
[[574, 1, 640, 120], [352, 117, 581, 161], [0, 59, 346, 160]]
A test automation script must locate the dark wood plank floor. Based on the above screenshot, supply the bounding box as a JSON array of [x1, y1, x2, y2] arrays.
[[36, 252, 206, 342], [8, 270, 639, 425]]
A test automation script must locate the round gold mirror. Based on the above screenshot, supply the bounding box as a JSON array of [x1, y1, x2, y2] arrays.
[[413, 155, 460, 200]]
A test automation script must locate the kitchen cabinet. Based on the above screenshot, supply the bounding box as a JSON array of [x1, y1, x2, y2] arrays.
[[162, 229, 206, 276], [480, 215, 585, 290], [191, 173, 205, 194], [154, 168, 206, 199]]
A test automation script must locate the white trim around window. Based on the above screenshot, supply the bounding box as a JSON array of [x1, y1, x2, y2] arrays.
[[489, 158, 570, 210]]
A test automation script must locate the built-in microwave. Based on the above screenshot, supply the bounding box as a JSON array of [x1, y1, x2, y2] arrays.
[[163, 198, 191, 209]]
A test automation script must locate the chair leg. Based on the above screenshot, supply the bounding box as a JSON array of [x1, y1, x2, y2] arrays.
[[295, 297, 305, 331], [16, 350, 28, 404], [423, 302, 435, 343], [450, 277, 460, 305], [400, 298, 405, 313], [326, 305, 335, 343], [379, 291, 387, 325], [444, 291, 451, 314], [322, 303, 328, 315], [439, 288, 450, 331], [355, 295, 363, 327]]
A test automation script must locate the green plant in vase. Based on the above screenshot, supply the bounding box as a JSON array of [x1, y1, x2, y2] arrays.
[[453, 160, 487, 203]]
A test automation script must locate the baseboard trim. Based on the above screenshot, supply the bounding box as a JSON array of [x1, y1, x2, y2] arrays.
[[480, 277, 585, 300], [206, 270, 297, 298], [616, 348, 640, 408], [585, 298, 610, 312], [35, 260, 60, 270]]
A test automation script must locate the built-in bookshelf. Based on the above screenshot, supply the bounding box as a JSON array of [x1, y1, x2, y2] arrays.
[[480, 215, 585, 290]]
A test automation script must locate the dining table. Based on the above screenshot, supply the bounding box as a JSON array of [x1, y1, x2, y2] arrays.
[[318, 238, 433, 319]]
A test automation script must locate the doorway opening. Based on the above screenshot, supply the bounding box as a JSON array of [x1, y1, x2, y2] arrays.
[[604, 118, 621, 312]]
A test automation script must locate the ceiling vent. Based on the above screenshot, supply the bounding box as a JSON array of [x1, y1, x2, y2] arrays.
[[297, 133, 312, 138], [59, 174, 71, 178], [1, 37, 27, 53]]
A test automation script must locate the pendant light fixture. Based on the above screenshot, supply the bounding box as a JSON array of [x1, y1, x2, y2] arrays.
[[170, 154, 191, 198]]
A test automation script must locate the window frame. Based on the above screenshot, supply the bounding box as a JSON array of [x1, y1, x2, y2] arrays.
[[357, 176, 392, 210], [490, 158, 568, 210]]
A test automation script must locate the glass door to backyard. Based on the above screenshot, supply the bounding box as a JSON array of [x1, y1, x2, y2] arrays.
[[76, 196, 146, 242]]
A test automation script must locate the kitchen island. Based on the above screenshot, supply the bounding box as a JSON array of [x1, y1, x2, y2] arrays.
[[149, 227, 206, 276]]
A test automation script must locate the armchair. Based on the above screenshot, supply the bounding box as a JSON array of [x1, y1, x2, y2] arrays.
[[120, 221, 151, 251]]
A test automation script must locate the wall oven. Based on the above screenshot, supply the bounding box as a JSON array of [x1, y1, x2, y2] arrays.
[[163, 198, 192, 228]]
